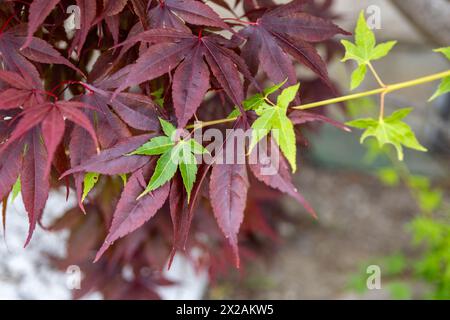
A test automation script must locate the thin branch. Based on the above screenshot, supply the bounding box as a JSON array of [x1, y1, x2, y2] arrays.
[[186, 69, 450, 129], [293, 69, 450, 110]]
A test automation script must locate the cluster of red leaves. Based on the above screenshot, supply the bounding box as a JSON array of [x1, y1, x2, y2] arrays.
[[0, 0, 348, 298]]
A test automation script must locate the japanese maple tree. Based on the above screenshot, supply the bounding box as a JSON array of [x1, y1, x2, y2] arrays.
[[0, 0, 448, 299]]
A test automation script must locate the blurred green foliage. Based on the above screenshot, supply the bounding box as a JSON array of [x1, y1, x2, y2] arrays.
[[345, 98, 449, 300]]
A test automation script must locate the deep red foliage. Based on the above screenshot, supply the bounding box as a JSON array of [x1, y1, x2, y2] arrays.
[[0, 0, 348, 298]]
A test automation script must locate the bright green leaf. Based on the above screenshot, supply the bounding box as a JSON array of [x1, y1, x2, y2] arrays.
[[388, 108, 413, 121], [429, 76, 450, 101], [272, 110, 297, 172], [341, 40, 364, 64], [341, 11, 396, 89], [249, 87, 298, 172], [128, 136, 174, 155], [189, 139, 208, 155], [347, 108, 427, 161], [82, 172, 100, 202], [255, 102, 272, 115], [140, 147, 179, 198], [179, 145, 198, 202], [351, 64, 367, 90], [263, 79, 288, 97], [434, 46, 450, 60], [429, 47, 450, 101], [227, 93, 264, 118], [249, 108, 275, 152], [371, 41, 397, 60], [346, 118, 379, 129], [355, 11, 375, 58], [139, 137, 204, 200], [243, 93, 264, 110], [11, 176, 21, 202], [277, 83, 300, 110], [159, 117, 176, 137]]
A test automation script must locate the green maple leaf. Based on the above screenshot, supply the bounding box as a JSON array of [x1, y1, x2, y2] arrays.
[[263, 78, 288, 97], [435, 47, 450, 60], [347, 108, 427, 161], [159, 117, 176, 137], [227, 79, 288, 118], [227, 93, 264, 119], [11, 175, 21, 202], [341, 11, 396, 90], [151, 87, 165, 108], [429, 47, 450, 101], [82, 172, 100, 202], [133, 118, 208, 201], [143, 146, 180, 196], [249, 83, 299, 172], [128, 136, 174, 156], [178, 144, 198, 202]]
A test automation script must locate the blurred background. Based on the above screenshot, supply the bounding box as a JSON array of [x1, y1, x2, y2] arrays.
[[212, 0, 450, 300], [1, 0, 449, 299]]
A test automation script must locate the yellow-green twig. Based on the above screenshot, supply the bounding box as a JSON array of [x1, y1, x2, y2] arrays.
[[186, 69, 450, 129]]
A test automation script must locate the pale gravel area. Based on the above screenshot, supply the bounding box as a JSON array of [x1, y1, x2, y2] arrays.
[[0, 190, 206, 300], [0, 191, 75, 299]]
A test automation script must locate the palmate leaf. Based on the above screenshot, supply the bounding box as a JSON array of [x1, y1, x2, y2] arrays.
[[227, 79, 289, 118], [0, 23, 83, 79], [21, 128, 50, 246], [248, 136, 317, 218], [271, 109, 296, 172], [429, 47, 450, 101], [178, 146, 198, 202], [94, 163, 171, 262], [65, 0, 97, 56], [23, 0, 60, 49], [341, 11, 396, 90], [238, 1, 349, 89], [347, 108, 427, 161], [113, 28, 254, 127], [249, 83, 299, 172], [142, 146, 180, 197], [62, 134, 154, 178], [148, 0, 230, 30], [167, 172, 191, 259], [128, 136, 174, 156], [350, 64, 367, 91], [82, 82, 160, 133], [263, 79, 288, 96], [227, 92, 265, 118], [210, 158, 249, 268], [23, 0, 129, 54], [159, 118, 177, 137], [0, 99, 100, 209], [133, 118, 208, 201]]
